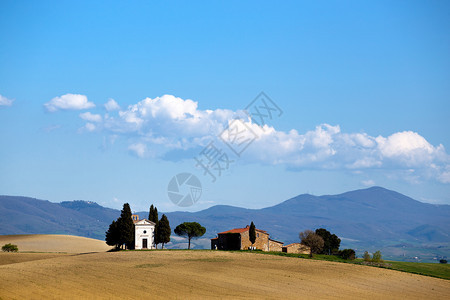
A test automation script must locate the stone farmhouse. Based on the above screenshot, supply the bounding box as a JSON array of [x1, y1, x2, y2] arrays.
[[211, 225, 287, 252], [132, 214, 156, 250]]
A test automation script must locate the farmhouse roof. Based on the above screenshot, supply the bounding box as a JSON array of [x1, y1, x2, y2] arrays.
[[218, 225, 267, 235], [282, 243, 301, 247], [269, 238, 284, 244]]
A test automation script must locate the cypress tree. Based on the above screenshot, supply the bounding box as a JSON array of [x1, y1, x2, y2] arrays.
[[149, 204, 159, 222], [148, 204, 159, 248], [249, 221, 256, 249], [157, 214, 171, 249], [105, 220, 120, 249], [148, 205, 153, 221], [117, 203, 135, 250]]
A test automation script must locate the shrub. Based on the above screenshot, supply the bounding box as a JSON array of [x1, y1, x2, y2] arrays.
[[2, 243, 18, 252], [439, 259, 447, 264], [339, 249, 356, 260], [372, 250, 383, 263], [363, 251, 371, 262]]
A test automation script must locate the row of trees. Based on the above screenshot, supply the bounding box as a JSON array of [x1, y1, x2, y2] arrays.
[[106, 203, 206, 250], [149, 205, 207, 249], [148, 204, 171, 249]]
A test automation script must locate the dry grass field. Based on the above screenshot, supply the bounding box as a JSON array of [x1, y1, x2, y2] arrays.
[[0, 234, 112, 253], [0, 235, 449, 300]]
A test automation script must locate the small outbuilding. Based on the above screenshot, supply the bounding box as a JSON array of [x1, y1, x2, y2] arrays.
[[268, 239, 284, 252], [282, 243, 310, 254]]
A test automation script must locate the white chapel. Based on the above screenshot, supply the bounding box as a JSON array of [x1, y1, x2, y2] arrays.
[[132, 214, 156, 249]]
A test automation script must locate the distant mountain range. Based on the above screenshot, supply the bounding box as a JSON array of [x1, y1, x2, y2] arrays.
[[1, 187, 449, 262]]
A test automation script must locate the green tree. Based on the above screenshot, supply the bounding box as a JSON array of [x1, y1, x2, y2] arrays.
[[174, 222, 206, 250], [299, 229, 324, 257], [2, 243, 18, 252], [249, 221, 256, 249], [105, 203, 135, 250], [372, 250, 383, 263], [157, 214, 171, 249], [105, 220, 121, 249], [117, 203, 135, 249], [315, 228, 341, 255], [148, 204, 159, 223], [363, 251, 371, 262], [148, 204, 159, 248]]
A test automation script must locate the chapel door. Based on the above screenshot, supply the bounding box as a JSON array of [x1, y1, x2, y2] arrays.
[[143, 238, 148, 249]]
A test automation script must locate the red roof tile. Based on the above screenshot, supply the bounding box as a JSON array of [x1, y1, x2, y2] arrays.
[[269, 238, 284, 244], [218, 227, 267, 235]]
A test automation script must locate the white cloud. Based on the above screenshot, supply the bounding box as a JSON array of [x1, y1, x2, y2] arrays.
[[44, 94, 95, 112], [104, 98, 120, 111], [85, 123, 96, 132], [436, 165, 450, 184], [100, 94, 239, 149], [0, 94, 14, 106], [362, 179, 375, 186], [76, 94, 450, 184], [128, 143, 148, 158], [375, 131, 444, 167], [79, 112, 102, 122]]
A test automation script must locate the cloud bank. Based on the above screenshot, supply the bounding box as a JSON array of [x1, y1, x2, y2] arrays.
[[44, 94, 95, 112], [75, 94, 449, 184]]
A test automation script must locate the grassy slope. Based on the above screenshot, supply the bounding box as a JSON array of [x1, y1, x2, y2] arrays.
[[243, 250, 450, 280], [387, 261, 450, 280]]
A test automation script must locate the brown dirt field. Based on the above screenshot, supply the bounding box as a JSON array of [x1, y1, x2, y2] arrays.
[[0, 234, 112, 253], [0, 250, 449, 299], [0, 252, 68, 266]]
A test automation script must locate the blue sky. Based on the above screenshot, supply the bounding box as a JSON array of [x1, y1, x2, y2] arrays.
[[1, 1, 449, 211]]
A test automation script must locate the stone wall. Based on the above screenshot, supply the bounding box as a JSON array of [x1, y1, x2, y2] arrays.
[[268, 239, 284, 252], [282, 243, 310, 254], [240, 230, 269, 251]]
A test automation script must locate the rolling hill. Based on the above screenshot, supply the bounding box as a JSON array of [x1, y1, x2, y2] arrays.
[[0, 196, 118, 239], [0, 187, 449, 261], [1, 250, 449, 299]]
